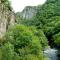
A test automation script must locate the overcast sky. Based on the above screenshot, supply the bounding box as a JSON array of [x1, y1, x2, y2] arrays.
[[10, 0, 46, 12]]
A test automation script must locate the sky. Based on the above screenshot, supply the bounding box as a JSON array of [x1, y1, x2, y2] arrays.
[[10, 0, 46, 12]]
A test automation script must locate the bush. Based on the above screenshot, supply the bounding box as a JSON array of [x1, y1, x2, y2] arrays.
[[53, 32, 60, 47], [0, 42, 14, 60], [2, 24, 48, 60]]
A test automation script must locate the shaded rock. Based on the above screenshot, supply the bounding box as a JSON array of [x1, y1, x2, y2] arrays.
[[0, 0, 15, 38]]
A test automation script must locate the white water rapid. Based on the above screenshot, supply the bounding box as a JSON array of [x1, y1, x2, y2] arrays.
[[44, 48, 58, 60]]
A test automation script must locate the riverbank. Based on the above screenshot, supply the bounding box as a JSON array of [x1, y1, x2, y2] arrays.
[[44, 48, 58, 60]]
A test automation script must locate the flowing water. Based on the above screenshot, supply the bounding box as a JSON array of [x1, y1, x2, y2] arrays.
[[44, 48, 58, 60]]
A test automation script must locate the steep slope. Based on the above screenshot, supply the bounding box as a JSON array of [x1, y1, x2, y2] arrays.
[[19, 0, 60, 47], [16, 0, 60, 48], [16, 6, 37, 19], [0, 0, 15, 38]]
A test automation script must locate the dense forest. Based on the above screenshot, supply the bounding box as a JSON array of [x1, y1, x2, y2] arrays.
[[0, 0, 60, 60]]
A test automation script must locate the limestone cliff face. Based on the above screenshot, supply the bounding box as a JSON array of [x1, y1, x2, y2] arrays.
[[0, 0, 15, 38], [20, 6, 37, 19]]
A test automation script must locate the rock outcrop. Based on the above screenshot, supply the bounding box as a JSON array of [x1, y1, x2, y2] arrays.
[[0, 0, 15, 38], [20, 6, 37, 19]]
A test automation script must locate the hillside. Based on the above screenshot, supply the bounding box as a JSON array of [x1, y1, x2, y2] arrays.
[[16, 0, 60, 48], [0, 0, 60, 60], [17, 6, 37, 19], [16, 0, 60, 59]]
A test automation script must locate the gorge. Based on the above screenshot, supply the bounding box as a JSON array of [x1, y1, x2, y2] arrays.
[[0, 0, 60, 60]]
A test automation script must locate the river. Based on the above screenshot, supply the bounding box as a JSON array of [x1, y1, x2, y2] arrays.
[[44, 48, 58, 60]]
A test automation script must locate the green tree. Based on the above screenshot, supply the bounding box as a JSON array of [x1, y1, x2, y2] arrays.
[[4, 24, 48, 60]]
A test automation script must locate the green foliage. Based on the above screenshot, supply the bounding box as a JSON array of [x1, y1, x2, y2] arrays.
[[53, 32, 60, 47], [1, 0, 12, 11], [43, 16, 60, 35], [16, 0, 60, 49], [47, 0, 57, 3], [0, 24, 48, 60], [0, 42, 14, 60], [15, 12, 23, 24], [0, 0, 60, 59], [15, 13, 35, 26]]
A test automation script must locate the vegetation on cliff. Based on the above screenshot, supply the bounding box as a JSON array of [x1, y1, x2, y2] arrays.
[[0, 0, 60, 60]]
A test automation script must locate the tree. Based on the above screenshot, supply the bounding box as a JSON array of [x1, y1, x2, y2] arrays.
[[4, 24, 48, 60]]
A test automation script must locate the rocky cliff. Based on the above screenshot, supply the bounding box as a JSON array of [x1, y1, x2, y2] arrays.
[[0, 0, 15, 38], [20, 6, 37, 19]]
